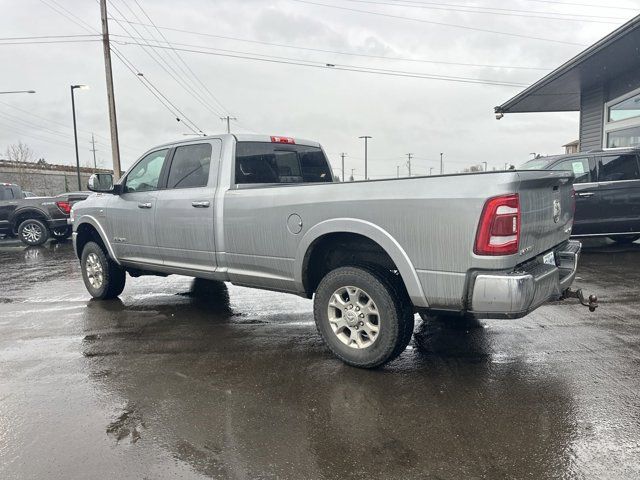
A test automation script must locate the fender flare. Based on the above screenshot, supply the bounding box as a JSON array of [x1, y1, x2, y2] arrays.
[[294, 218, 428, 307], [10, 207, 50, 230], [74, 215, 120, 265]]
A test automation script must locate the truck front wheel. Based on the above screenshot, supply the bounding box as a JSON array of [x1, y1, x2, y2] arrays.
[[81, 241, 126, 299], [18, 218, 50, 246], [313, 265, 414, 368]]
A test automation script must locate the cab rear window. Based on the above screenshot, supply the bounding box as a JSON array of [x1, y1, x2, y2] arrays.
[[235, 142, 332, 184]]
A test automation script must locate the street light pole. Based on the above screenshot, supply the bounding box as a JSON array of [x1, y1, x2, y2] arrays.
[[358, 136, 372, 180], [71, 86, 80, 191], [340, 152, 346, 182], [71, 85, 89, 191], [0, 90, 36, 95], [440, 152, 444, 175]]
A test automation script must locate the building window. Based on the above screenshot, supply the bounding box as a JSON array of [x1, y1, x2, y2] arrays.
[[603, 87, 640, 149]]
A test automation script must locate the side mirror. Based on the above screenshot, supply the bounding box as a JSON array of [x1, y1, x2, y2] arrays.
[[87, 173, 115, 193]]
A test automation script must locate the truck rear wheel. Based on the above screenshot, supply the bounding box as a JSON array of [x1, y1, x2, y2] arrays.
[[81, 241, 126, 299], [313, 265, 414, 368], [18, 218, 50, 246]]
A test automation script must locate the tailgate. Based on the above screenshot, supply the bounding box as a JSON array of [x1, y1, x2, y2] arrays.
[[516, 170, 574, 262]]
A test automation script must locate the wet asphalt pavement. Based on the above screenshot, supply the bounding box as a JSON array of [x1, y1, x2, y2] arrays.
[[0, 239, 639, 479]]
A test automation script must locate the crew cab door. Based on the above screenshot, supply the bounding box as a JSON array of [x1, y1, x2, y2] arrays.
[[594, 153, 640, 234], [154, 140, 220, 272], [550, 156, 598, 235], [107, 148, 169, 264], [0, 187, 18, 234]]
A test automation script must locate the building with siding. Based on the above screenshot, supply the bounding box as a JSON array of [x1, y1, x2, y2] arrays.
[[495, 15, 640, 152]]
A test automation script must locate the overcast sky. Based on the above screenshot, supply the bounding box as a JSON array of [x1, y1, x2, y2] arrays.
[[1, 0, 639, 178]]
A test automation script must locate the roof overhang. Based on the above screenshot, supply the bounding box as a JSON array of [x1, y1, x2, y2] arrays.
[[496, 14, 640, 114]]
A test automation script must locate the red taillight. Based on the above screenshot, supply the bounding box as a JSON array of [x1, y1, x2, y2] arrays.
[[474, 194, 520, 256], [56, 200, 71, 215], [270, 136, 295, 144]]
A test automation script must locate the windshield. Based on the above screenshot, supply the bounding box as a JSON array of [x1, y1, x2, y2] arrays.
[[520, 159, 553, 170]]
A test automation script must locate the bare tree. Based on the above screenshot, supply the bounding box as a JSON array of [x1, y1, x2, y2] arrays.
[[5, 141, 34, 163], [5, 142, 35, 189]]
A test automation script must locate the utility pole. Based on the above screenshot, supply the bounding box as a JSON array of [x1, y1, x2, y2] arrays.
[[358, 136, 371, 180], [340, 153, 346, 182], [440, 152, 444, 175], [406, 153, 413, 177], [220, 115, 237, 133], [100, 0, 121, 179], [90, 133, 98, 171]]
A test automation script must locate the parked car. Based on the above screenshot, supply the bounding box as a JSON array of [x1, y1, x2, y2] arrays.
[[71, 134, 583, 368], [521, 148, 640, 243], [0, 183, 88, 245]]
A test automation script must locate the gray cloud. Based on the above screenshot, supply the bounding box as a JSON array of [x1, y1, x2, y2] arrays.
[[0, 0, 638, 176]]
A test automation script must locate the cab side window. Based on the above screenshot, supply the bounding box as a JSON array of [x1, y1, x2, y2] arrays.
[[166, 144, 212, 189], [598, 154, 640, 182], [0, 187, 13, 200], [551, 158, 592, 183], [124, 149, 169, 193]]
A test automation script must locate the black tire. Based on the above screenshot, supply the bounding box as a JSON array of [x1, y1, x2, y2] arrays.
[[17, 218, 50, 246], [80, 241, 126, 299], [51, 226, 72, 240], [313, 265, 414, 368], [609, 235, 640, 244]]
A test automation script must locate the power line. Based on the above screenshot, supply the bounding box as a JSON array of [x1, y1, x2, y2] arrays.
[[291, 0, 589, 46], [39, 0, 207, 136], [132, 0, 232, 116], [109, 27, 552, 71], [118, 40, 531, 87], [359, 0, 629, 21], [0, 34, 100, 40], [106, 0, 221, 122], [0, 39, 100, 45], [522, 0, 640, 11], [0, 118, 76, 150], [109, 48, 203, 135], [0, 100, 139, 154]]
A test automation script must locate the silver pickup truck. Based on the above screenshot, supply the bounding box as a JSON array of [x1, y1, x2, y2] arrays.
[[71, 134, 587, 368]]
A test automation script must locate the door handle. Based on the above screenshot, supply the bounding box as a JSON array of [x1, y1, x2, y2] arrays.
[[576, 192, 594, 198], [191, 201, 210, 208], [137, 202, 152, 209]]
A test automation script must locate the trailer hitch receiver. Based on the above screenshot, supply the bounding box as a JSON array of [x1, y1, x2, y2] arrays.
[[561, 288, 598, 312]]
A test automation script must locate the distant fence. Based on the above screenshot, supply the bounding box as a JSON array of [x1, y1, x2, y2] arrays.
[[0, 161, 111, 196]]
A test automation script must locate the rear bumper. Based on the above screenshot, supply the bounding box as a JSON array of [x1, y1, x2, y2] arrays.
[[47, 218, 69, 230], [468, 240, 581, 319]]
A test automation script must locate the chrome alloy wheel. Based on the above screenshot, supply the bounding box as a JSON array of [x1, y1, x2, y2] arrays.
[[85, 252, 104, 289], [22, 223, 42, 243], [327, 286, 380, 349]]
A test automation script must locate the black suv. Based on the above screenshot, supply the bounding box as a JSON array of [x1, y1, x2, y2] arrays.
[[521, 148, 640, 243], [0, 183, 88, 245]]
